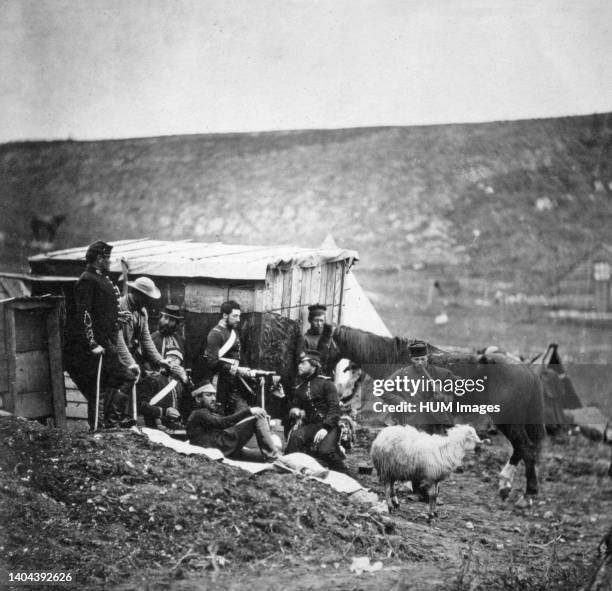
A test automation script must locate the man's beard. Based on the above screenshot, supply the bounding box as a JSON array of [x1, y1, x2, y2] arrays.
[[159, 324, 174, 336], [207, 401, 222, 413]]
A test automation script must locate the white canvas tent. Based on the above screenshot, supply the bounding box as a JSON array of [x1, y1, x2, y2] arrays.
[[320, 235, 391, 337], [341, 271, 391, 337]]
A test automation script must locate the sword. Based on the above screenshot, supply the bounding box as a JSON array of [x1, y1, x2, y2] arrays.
[[149, 379, 179, 406], [132, 383, 137, 421], [93, 354, 103, 431]]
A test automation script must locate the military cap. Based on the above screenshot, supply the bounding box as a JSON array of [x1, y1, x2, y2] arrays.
[[300, 349, 322, 364], [191, 380, 216, 397], [161, 304, 184, 321], [307, 304, 327, 320], [408, 340, 428, 358], [165, 348, 183, 362], [85, 240, 113, 262]]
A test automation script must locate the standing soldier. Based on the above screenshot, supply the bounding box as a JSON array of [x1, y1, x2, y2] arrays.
[[202, 300, 254, 415], [297, 304, 339, 377], [119, 276, 168, 372], [114, 277, 179, 424], [385, 340, 457, 434], [63, 240, 137, 429]]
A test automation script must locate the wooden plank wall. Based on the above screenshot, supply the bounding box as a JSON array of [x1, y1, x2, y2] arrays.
[[266, 261, 345, 328], [0, 299, 67, 425], [13, 305, 59, 420], [182, 280, 257, 314], [0, 304, 8, 405], [64, 373, 90, 431]]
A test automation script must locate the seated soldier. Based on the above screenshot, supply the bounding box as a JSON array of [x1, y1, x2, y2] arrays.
[[150, 304, 185, 361], [186, 381, 281, 462], [285, 350, 347, 472], [139, 347, 192, 431]]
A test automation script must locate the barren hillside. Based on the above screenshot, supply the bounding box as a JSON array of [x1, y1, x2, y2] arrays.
[[1, 114, 611, 291]]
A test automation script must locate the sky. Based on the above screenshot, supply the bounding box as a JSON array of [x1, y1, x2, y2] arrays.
[[1, 0, 612, 142]]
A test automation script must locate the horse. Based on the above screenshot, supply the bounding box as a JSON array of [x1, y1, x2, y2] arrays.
[[331, 325, 546, 502], [30, 214, 66, 250]]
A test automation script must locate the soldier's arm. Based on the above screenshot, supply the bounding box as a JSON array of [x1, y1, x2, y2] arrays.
[[322, 380, 341, 430], [191, 407, 251, 430], [74, 280, 99, 351], [116, 327, 136, 367], [138, 308, 165, 366]]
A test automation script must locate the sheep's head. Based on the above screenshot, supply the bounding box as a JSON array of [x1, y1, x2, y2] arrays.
[[448, 424, 482, 451]]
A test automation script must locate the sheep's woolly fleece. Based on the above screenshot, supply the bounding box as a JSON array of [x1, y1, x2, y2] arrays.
[[370, 424, 481, 486]]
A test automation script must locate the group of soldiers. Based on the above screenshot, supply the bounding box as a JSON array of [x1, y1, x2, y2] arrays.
[[63, 240, 350, 472]]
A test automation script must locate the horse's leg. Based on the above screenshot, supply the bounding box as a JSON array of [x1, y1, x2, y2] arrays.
[[523, 448, 538, 497], [522, 425, 542, 497], [504, 425, 540, 507], [497, 424, 521, 500]]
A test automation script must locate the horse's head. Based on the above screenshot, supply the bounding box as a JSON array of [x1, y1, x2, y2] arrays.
[[332, 325, 413, 365]]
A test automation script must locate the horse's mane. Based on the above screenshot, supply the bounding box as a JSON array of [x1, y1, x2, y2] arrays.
[[333, 326, 410, 364], [333, 325, 474, 366]]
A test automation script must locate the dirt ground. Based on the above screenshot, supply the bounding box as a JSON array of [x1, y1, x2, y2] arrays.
[[1, 416, 611, 591]]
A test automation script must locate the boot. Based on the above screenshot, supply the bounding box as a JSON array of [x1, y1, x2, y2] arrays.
[[326, 458, 349, 474], [104, 389, 130, 428], [254, 416, 281, 461]]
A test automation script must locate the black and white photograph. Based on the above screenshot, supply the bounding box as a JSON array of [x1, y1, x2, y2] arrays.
[[1, 1, 612, 589]]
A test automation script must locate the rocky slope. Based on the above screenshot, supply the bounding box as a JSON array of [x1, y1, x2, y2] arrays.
[[2, 114, 611, 291]]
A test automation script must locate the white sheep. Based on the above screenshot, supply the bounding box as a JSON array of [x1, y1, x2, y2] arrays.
[[371, 424, 481, 517]]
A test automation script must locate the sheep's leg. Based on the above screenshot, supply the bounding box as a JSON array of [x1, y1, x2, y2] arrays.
[[383, 482, 391, 511], [384, 481, 397, 512], [389, 480, 400, 510], [427, 483, 438, 519]]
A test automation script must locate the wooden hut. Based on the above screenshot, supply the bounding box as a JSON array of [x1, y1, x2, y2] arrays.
[[28, 239, 359, 417], [0, 272, 31, 300], [554, 243, 612, 313], [0, 296, 66, 427]]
